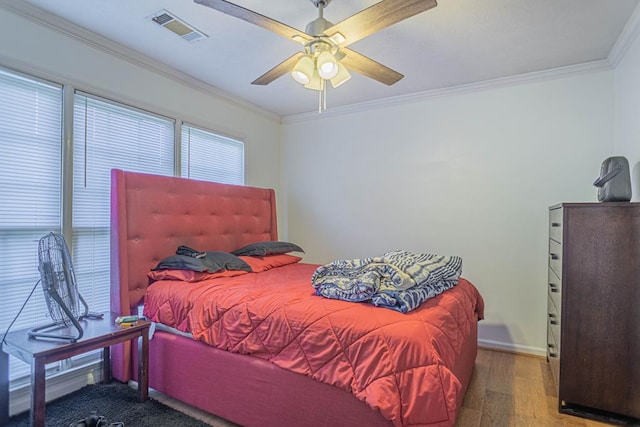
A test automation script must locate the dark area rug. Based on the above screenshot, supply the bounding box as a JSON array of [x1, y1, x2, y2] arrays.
[[7, 382, 210, 426]]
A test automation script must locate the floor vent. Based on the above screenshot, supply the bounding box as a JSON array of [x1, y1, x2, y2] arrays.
[[149, 9, 208, 43]]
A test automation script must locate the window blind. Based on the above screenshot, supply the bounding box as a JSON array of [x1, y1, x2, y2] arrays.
[[0, 68, 63, 381], [72, 92, 175, 314], [181, 123, 244, 185]]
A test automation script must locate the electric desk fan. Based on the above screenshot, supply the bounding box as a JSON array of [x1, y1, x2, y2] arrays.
[[28, 232, 89, 342]]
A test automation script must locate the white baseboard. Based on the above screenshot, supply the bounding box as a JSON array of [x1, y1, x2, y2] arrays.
[[478, 339, 547, 358]]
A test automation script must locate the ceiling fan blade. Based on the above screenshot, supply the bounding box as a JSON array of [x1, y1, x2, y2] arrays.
[[340, 48, 403, 86], [194, 0, 312, 43], [252, 52, 305, 86], [323, 0, 437, 47]]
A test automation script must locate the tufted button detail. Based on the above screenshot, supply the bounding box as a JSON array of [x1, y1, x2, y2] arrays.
[[116, 171, 278, 311]]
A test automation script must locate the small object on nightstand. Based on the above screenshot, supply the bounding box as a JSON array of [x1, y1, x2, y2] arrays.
[[86, 312, 104, 319], [115, 315, 138, 324], [118, 322, 137, 328]]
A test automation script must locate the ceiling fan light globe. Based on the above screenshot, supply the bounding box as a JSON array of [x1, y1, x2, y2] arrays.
[[317, 51, 339, 79], [304, 70, 324, 91], [330, 62, 351, 88], [291, 55, 315, 85], [292, 70, 310, 85], [318, 62, 338, 79]]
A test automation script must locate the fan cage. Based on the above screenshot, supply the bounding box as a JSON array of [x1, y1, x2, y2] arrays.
[[29, 232, 89, 341]]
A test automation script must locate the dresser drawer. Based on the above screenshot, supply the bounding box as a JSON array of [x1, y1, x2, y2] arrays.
[[547, 300, 560, 348], [548, 239, 562, 279], [547, 325, 560, 391], [548, 269, 561, 312], [549, 207, 563, 243]]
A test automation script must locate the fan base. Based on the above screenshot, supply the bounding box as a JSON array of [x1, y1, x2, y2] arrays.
[[28, 320, 84, 342]]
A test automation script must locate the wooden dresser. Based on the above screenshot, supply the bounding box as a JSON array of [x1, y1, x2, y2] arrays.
[[547, 202, 640, 422]]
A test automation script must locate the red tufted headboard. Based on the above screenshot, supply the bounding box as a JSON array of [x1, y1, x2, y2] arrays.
[[110, 169, 278, 381], [110, 169, 278, 315]]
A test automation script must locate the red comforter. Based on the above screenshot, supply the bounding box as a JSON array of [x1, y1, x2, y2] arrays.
[[143, 262, 484, 427]]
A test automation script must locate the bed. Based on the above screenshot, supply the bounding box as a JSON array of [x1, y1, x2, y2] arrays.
[[110, 169, 484, 427]]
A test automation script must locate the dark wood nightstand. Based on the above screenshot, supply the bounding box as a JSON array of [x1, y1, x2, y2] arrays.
[[0, 312, 150, 427]]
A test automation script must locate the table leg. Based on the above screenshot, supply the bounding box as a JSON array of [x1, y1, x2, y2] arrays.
[[102, 346, 111, 383], [138, 333, 148, 401], [0, 350, 9, 424], [31, 357, 45, 427]]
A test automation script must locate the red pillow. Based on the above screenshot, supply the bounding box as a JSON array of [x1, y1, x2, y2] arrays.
[[239, 254, 302, 273], [148, 268, 248, 283]]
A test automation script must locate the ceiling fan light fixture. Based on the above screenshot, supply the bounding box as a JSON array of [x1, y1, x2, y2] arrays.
[[291, 55, 315, 85], [304, 69, 324, 91], [330, 62, 351, 88], [316, 50, 339, 79]]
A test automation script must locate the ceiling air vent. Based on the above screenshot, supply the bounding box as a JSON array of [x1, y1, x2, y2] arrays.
[[149, 9, 208, 43]]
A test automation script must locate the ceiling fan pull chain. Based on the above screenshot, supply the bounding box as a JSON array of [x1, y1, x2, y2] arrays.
[[323, 80, 327, 111]]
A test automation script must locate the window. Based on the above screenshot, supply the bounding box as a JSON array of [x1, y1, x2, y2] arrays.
[[181, 123, 244, 185], [0, 68, 63, 380], [1, 71, 245, 386], [72, 93, 175, 312]]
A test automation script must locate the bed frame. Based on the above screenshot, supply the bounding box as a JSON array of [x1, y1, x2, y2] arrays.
[[110, 169, 478, 427]]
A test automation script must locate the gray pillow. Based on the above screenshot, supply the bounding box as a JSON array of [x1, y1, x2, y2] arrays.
[[202, 251, 252, 272], [152, 255, 211, 272], [152, 252, 251, 273], [231, 241, 304, 257]]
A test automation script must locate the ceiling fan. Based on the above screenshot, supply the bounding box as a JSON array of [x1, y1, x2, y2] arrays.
[[194, 0, 438, 92]]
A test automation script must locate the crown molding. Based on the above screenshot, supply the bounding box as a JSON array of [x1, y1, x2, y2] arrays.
[[282, 60, 613, 124], [0, 0, 280, 123], [608, 1, 640, 67]]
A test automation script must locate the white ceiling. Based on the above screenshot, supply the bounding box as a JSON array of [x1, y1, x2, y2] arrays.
[[19, 0, 640, 117]]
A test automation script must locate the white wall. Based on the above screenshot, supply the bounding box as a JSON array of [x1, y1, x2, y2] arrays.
[[614, 26, 640, 200], [0, 4, 281, 193], [282, 71, 614, 354]]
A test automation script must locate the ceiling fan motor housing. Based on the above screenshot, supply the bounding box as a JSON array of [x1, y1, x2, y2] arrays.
[[306, 17, 334, 36], [306, 38, 335, 55], [310, 0, 332, 8]]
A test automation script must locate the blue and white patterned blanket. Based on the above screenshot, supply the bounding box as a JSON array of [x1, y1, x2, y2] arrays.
[[311, 250, 462, 313]]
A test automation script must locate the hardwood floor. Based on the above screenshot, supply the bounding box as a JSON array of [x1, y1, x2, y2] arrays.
[[151, 347, 614, 426], [456, 348, 611, 427]]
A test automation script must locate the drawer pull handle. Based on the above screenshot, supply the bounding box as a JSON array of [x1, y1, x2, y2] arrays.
[[550, 253, 559, 260], [549, 283, 559, 292], [548, 351, 558, 358], [551, 222, 561, 227], [548, 313, 558, 325]]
